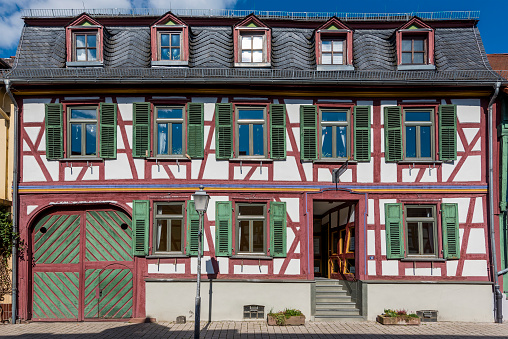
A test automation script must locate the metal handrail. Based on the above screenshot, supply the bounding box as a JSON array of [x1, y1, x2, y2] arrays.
[[20, 9, 481, 21]]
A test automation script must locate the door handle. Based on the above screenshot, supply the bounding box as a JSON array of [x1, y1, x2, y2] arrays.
[[96, 288, 102, 299]]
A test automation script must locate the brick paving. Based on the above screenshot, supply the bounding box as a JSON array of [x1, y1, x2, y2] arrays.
[[0, 321, 507, 338]]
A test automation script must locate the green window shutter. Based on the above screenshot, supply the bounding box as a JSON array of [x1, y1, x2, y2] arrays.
[[132, 200, 149, 256], [133, 102, 151, 158], [439, 105, 457, 161], [385, 203, 404, 259], [186, 200, 201, 256], [442, 203, 460, 259], [270, 104, 286, 160], [300, 105, 317, 161], [215, 201, 232, 256], [99, 103, 117, 159], [270, 201, 287, 257], [354, 106, 371, 162], [215, 103, 233, 160], [187, 103, 204, 158], [45, 103, 63, 160], [384, 106, 402, 162]]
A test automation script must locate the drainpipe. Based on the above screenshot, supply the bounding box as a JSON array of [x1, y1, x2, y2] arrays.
[[489, 81, 502, 323], [4, 80, 18, 325]]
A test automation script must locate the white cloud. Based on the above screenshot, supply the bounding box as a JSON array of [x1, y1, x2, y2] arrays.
[[0, 0, 238, 53]]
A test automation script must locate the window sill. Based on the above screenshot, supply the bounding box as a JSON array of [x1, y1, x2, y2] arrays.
[[231, 255, 273, 260], [398, 160, 442, 164], [147, 156, 192, 161], [229, 158, 273, 162], [401, 257, 445, 262], [317, 65, 355, 71], [234, 62, 271, 68], [61, 157, 103, 162], [151, 60, 189, 67], [66, 61, 104, 67], [147, 254, 188, 258], [313, 159, 357, 164], [397, 64, 436, 71]]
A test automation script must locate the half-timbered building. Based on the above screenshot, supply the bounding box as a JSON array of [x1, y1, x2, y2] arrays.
[[5, 9, 505, 322]]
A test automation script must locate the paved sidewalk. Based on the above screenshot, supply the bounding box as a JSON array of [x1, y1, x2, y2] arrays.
[[0, 321, 507, 338]]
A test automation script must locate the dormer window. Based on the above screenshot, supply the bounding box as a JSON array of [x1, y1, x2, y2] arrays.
[[234, 14, 271, 67], [396, 17, 435, 70], [66, 14, 103, 67], [151, 12, 189, 67], [315, 17, 354, 71]]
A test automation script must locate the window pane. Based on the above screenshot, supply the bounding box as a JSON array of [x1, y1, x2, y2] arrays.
[[171, 34, 180, 47], [85, 124, 97, 156], [253, 124, 264, 156], [170, 220, 182, 252], [321, 126, 333, 158], [158, 107, 183, 119], [242, 36, 252, 49], [420, 126, 431, 158], [239, 205, 264, 216], [239, 124, 249, 156], [171, 48, 181, 60], [87, 35, 96, 48], [414, 52, 425, 64], [422, 222, 435, 254], [332, 54, 343, 65], [402, 39, 412, 52], [242, 51, 252, 63], [156, 220, 168, 252], [406, 207, 433, 218], [161, 34, 170, 47], [322, 53, 332, 64], [71, 108, 97, 120], [76, 49, 86, 61], [322, 40, 332, 52], [172, 123, 183, 155], [71, 124, 82, 155], [252, 50, 263, 63], [239, 110, 264, 120], [157, 123, 168, 155], [406, 111, 431, 122], [239, 220, 250, 252], [407, 222, 419, 254], [76, 35, 86, 48], [332, 40, 343, 52], [161, 48, 170, 60], [405, 126, 416, 158], [322, 111, 347, 122], [252, 36, 263, 49], [413, 39, 424, 51], [87, 49, 96, 61], [336, 126, 347, 158], [157, 204, 182, 215], [401, 52, 412, 64], [252, 220, 264, 252]]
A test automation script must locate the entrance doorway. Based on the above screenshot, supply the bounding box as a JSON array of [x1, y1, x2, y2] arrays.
[[313, 200, 356, 280]]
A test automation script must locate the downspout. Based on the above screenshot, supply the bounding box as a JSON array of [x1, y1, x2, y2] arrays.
[[4, 80, 18, 325], [489, 81, 502, 323]]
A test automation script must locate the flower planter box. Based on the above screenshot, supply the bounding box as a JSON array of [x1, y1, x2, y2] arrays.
[[376, 314, 420, 326], [267, 315, 305, 326]]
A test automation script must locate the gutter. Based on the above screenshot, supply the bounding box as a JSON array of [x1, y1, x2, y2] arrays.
[[4, 80, 18, 325], [488, 81, 502, 323]]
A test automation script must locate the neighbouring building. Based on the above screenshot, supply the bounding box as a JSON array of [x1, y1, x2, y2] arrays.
[[6, 9, 505, 323]]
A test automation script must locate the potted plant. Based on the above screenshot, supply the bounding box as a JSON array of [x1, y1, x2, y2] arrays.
[[267, 308, 305, 326], [376, 309, 421, 325]]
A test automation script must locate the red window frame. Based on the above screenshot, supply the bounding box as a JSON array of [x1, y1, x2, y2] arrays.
[[396, 17, 435, 66], [150, 13, 189, 63], [65, 14, 104, 63], [315, 18, 353, 67], [233, 14, 271, 65]]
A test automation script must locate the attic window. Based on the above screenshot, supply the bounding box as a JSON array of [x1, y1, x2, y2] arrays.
[[396, 17, 435, 70], [234, 15, 271, 67], [151, 13, 189, 67], [65, 14, 104, 67], [315, 18, 354, 71]]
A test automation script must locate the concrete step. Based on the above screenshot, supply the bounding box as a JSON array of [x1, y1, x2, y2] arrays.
[[313, 315, 365, 322], [316, 285, 348, 291], [315, 296, 353, 303], [315, 309, 361, 317], [315, 302, 357, 309]]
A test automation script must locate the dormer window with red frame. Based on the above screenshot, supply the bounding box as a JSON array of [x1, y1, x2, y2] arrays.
[[315, 17, 354, 71], [151, 12, 189, 67], [396, 17, 435, 70], [65, 14, 103, 67], [234, 14, 271, 67]]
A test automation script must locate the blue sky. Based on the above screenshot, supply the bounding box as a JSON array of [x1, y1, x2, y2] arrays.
[[0, 0, 506, 59]]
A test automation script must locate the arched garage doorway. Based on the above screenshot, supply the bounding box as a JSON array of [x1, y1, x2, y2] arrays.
[[31, 207, 134, 321]]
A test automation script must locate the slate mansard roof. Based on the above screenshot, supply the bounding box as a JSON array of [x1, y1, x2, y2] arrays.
[[6, 10, 504, 85]]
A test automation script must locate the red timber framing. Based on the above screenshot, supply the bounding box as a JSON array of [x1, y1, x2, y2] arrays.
[[396, 17, 435, 66], [65, 14, 104, 63]]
